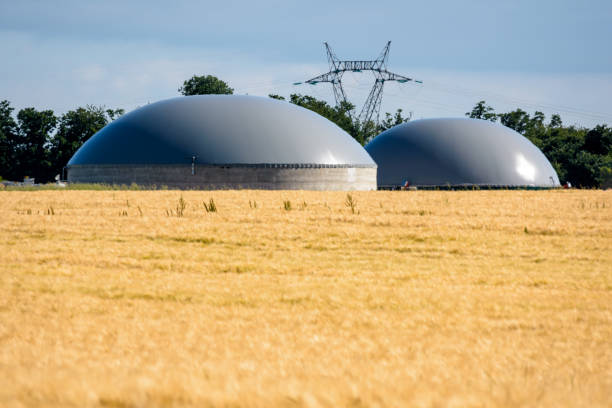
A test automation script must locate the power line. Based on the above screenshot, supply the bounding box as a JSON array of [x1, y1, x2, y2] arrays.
[[294, 42, 421, 124], [423, 79, 612, 123]]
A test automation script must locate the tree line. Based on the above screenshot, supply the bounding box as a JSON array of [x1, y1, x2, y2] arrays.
[[1, 75, 610, 187], [0, 102, 123, 183]]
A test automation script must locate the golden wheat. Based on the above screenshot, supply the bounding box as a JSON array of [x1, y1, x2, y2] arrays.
[[0, 190, 610, 407]]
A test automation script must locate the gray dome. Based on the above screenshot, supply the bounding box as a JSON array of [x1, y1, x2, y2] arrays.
[[68, 95, 375, 166], [365, 118, 560, 187]]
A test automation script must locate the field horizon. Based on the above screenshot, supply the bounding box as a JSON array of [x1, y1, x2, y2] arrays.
[[1, 190, 610, 407]]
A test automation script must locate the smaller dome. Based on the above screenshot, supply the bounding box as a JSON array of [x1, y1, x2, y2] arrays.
[[365, 118, 560, 187]]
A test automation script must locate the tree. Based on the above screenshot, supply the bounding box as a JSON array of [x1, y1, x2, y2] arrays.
[[498, 108, 531, 134], [356, 119, 378, 145], [535, 123, 611, 188], [357, 109, 412, 145], [50, 106, 112, 177], [15, 108, 57, 182], [0, 100, 19, 180], [105, 108, 125, 121], [466, 100, 497, 122], [269, 93, 412, 145], [379, 109, 411, 132], [0, 101, 123, 183], [521, 111, 547, 149], [600, 164, 612, 189], [539, 125, 583, 184], [179, 75, 234, 96], [549, 114, 562, 128], [583, 125, 612, 156], [567, 150, 605, 188]]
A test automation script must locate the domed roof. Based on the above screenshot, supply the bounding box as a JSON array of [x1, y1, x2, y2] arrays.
[[68, 95, 375, 167], [365, 118, 560, 187]]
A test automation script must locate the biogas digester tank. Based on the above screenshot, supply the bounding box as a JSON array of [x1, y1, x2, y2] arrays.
[[365, 118, 560, 188], [67, 95, 377, 190]]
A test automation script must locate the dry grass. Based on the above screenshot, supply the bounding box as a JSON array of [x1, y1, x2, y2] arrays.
[[0, 190, 610, 407]]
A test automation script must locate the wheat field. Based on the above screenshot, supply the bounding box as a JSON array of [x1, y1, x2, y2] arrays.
[[0, 189, 610, 407]]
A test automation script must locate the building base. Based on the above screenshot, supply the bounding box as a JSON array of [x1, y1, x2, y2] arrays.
[[67, 164, 377, 191]]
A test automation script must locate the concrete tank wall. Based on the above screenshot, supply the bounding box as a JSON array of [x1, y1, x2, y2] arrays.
[[67, 164, 377, 191]]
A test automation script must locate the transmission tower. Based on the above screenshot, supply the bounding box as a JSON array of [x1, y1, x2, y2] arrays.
[[294, 42, 422, 125]]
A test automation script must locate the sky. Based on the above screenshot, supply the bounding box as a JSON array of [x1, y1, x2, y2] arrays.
[[1, 0, 611, 127]]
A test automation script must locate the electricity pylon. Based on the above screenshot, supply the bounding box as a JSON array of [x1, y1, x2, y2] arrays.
[[295, 42, 422, 125]]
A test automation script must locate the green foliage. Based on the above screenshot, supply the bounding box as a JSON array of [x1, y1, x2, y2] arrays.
[[0, 100, 19, 180], [378, 109, 411, 132], [0, 102, 121, 183], [550, 114, 563, 128], [179, 75, 233, 96], [498, 108, 531, 134], [584, 125, 612, 155], [269, 94, 411, 145], [600, 165, 612, 189], [203, 198, 217, 213], [466, 100, 497, 122], [165, 196, 188, 217], [16, 107, 58, 183], [51, 105, 111, 178], [105, 108, 125, 121], [345, 193, 357, 214], [357, 120, 378, 144]]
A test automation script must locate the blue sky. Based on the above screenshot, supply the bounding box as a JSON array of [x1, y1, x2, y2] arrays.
[[1, 0, 611, 126]]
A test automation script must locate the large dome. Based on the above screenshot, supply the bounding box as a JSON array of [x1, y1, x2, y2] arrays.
[[69, 95, 374, 166], [365, 118, 560, 188], [67, 95, 377, 190]]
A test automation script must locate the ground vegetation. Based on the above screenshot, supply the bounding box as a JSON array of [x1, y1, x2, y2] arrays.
[[0, 190, 610, 407]]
